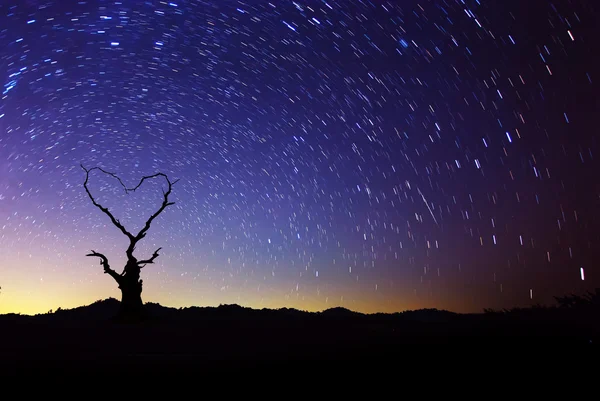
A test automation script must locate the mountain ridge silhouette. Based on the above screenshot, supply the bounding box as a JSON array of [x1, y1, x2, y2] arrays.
[[0, 297, 461, 323], [2, 293, 597, 372]]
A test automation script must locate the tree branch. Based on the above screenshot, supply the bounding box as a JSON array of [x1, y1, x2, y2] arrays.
[[81, 165, 134, 242], [138, 247, 162, 267], [130, 173, 178, 244], [86, 250, 122, 283], [82, 164, 178, 263]]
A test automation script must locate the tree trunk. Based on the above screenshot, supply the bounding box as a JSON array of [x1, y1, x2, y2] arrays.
[[116, 268, 145, 321]]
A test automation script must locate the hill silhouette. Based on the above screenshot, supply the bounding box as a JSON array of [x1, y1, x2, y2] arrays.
[[1, 291, 598, 372]]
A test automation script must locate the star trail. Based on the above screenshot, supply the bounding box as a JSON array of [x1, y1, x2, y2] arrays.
[[0, 0, 598, 315]]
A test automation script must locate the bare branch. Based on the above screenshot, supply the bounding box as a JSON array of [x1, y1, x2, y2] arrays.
[[86, 250, 122, 283], [82, 164, 177, 262], [124, 173, 179, 193], [131, 173, 178, 243], [138, 247, 162, 267], [81, 165, 134, 241]]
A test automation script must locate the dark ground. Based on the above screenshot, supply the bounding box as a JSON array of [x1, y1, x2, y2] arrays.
[[1, 293, 598, 372]]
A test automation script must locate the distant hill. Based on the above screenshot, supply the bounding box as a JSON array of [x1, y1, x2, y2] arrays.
[[0, 298, 458, 325], [1, 292, 597, 372], [0, 298, 463, 323]]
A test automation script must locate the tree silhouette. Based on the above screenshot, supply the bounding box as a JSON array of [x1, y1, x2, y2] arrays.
[[81, 165, 178, 320], [555, 289, 600, 310]]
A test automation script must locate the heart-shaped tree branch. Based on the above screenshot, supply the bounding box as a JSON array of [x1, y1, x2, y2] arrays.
[[81, 164, 178, 265]]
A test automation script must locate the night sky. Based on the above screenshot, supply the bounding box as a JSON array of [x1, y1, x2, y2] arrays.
[[1, 0, 598, 315]]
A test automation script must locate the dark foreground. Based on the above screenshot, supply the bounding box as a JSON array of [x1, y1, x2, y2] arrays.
[[1, 294, 598, 372]]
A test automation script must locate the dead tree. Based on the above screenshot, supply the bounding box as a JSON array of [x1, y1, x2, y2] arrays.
[[81, 164, 178, 320]]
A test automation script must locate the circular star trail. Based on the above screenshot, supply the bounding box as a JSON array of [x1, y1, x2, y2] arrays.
[[0, 0, 598, 314]]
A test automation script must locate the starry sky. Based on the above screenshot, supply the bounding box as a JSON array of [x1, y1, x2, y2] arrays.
[[0, 0, 598, 315]]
